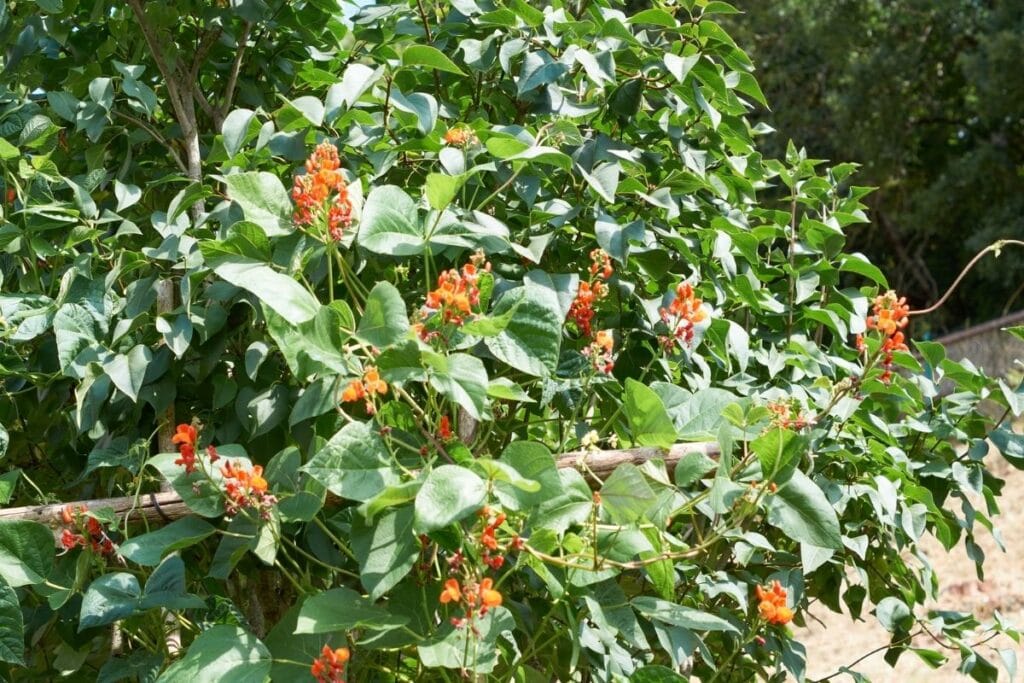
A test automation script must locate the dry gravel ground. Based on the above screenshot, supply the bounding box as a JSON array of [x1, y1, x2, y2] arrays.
[[796, 451, 1024, 682]]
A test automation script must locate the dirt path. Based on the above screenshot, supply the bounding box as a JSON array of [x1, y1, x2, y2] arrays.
[[797, 454, 1024, 682]]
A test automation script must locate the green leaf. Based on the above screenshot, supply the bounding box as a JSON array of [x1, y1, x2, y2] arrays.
[[494, 440, 561, 510], [0, 579, 24, 664], [484, 287, 562, 378], [425, 172, 466, 210], [0, 520, 55, 587], [359, 481, 423, 522], [357, 282, 410, 348], [424, 352, 489, 421], [766, 470, 843, 550], [118, 517, 217, 567], [358, 185, 423, 256], [222, 172, 294, 237], [79, 573, 141, 630], [300, 421, 400, 502], [402, 45, 466, 75], [53, 303, 97, 376], [624, 379, 678, 449], [265, 301, 354, 378], [295, 587, 407, 633], [751, 428, 806, 483], [157, 625, 271, 683], [628, 8, 678, 27], [600, 464, 655, 525], [674, 451, 718, 488], [221, 108, 256, 157], [415, 465, 486, 532], [147, 446, 252, 518], [212, 258, 320, 325], [418, 607, 514, 674], [518, 51, 567, 95], [0, 470, 19, 504], [838, 253, 888, 287], [665, 387, 736, 441], [630, 666, 688, 682], [632, 596, 739, 633], [486, 377, 533, 402], [104, 344, 152, 402], [352, 506, 418, 601], [140, 554, 205, 610]]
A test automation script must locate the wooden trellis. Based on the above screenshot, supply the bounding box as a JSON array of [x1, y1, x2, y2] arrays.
[[0, 443, 719, 542]]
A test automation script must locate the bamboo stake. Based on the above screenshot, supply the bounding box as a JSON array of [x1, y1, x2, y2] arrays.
[[2, 442, 719, 543]]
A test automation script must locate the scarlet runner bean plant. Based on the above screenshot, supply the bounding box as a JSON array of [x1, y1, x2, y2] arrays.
[[0, 1, 1022, 681]]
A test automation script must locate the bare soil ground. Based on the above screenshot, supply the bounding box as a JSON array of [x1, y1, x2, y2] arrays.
[[797, 450, 1024, 682]]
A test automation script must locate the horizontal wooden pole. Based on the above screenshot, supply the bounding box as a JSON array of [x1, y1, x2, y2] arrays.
[[0, 442, 719, 541]]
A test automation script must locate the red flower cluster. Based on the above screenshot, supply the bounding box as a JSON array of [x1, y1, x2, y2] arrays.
[[440, 576, 503, 628], [569, 249, 613, 338], [755, 580, 793, 626], [426, 263, 483, 325], [582, 329, 615, 375], [341, 367, 388, 415], [766, 400, 810, 431], [659, 282, 708, 351], [857, 290, 910, 383], [292, 141, 354, 241], [173, 423, 219, 474], [310, 645, 350, 683], [220, 461, 276, 518], [414, 254, 491, 343], [59, 505, 115, 556], [437, 415, 453, 441]]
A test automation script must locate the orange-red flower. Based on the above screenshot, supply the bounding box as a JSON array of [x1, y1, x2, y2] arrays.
[[438, 415, 453, 440], [292, 141, 354, 241], [583, 329, 615, 374], [659, 282, 708, 350], [340, 367, 388, 413], [172, 423, 199, 473], [425, 264, 483, 325], [443, 126, 476, 147], [440, 578, 462, 604], [755, 580, 793, 626], [310, 644, 350, 683], [478, 578, 502, 611]]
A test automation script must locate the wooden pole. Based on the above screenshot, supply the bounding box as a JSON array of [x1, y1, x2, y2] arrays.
[[1, 442, 719, 542]]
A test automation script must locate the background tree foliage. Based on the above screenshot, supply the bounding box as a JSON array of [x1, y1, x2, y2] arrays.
[[725, 0, 1024, 334]]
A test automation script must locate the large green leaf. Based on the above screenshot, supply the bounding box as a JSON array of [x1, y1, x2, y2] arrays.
[[494, 441, 562, 510], [751, 428, 806, 483], [295, 587, 407, 633], [0, 520, 54, 587], [358, 185, 423, 255], [352, 506, 418, 601], [157, 626, 271, 683], [79, 573, 141, 630], [300, 421, 400, 502], [357, 282, 410, 348], [264, 301, 354, 379], [222, 172, 293, 237], [418, 607, 514, 674], [484, 286, 562, 377], [624, 379, 678, 449], [0, 579, 24, 664], [118, 517, 217, 567], [402, 45, 466, 75], [632, 596, 739, 633], [212, 258, 319, 325], [414, 465, 486, 532], [766, 470, 843, 550], [600, 463, 655, 525], [663, 387, 736, 441], [424, 352, 489, 420]]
